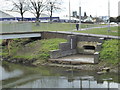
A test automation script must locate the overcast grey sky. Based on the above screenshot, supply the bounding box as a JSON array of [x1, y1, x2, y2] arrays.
[[60, 0, 119, 17], [0, 0, 119, 17]]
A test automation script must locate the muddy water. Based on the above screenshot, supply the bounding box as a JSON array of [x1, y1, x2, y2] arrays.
[[1, 61, 119, 89]]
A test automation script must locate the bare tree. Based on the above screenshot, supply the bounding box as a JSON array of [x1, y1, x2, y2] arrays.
[[47, 0, 62, 23], [11, 0, 29, 21], [29, 0, 48, 25]]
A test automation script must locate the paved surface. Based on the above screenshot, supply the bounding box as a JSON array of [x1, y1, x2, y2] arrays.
[[49, 54, 94, 64], [73, 24, 118, 31]]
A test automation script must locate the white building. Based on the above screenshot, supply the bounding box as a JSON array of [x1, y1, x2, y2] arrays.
[[0, 10, 52, 22], [0, 10, 14, 18]]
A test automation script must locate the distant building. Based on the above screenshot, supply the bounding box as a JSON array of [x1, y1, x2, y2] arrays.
[[0, 10, 15, 21], [118, 1, 120, 16], [99, 16, 109, 23], [0, 10, 59, 22], [83, 16, 94, 23], [81, 16, 94, 23], [60, 16, 79, 23], [72, 11, 77, 17]]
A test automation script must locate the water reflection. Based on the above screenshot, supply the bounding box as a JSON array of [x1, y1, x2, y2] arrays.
[[0, 66, 23, 81], [1, 62, 119, 89], [11, 76, 118, 88]]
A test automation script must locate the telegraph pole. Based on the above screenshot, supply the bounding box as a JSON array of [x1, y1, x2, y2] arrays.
[[79, 0, 81, 30], [69, 0, 71, 21], [108, 0, 110, 36], [79, 6, 81, 30]]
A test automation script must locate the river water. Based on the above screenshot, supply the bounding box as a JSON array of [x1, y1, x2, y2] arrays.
[[0, 61, 119, 89]]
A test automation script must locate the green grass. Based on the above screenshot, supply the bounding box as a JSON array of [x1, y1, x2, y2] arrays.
[[32, 23, 107, 31], [1, 22, 118, 36], [0, 40, 2, 44], [32, 23, 119, 36], [100, 39, 119, 65], [32, 23, 75, 31], [2, 38, 67, 63], [75, 26, 119, 36]]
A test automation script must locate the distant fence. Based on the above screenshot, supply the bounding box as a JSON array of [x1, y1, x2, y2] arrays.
[[0, 21, 32, 33]]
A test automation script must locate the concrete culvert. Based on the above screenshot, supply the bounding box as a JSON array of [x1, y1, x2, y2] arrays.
[[83, 46, 95, 50]]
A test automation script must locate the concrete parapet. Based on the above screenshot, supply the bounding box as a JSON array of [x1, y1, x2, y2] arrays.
[[77, 36, 104, 43], [50, 50, 61, 59], [67, 35, 77, 49], [94, 52, 99, 64], [60, 49, 77, 57], [59, 42, 71, 51], [98, 38, 104, 43], [50, 35, 77, 59], [49, 34, 102, 64], [96, 43, 102, 52], [50, 49, 77, 59]]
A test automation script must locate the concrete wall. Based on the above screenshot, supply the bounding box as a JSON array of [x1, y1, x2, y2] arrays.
[[50, 35, 77, 59], [77, 36, 104, 43], [41, 32, 104, 43], [42, 32, 104, 64], [77, 41, 97, 54], [41, 32, 68, 39]]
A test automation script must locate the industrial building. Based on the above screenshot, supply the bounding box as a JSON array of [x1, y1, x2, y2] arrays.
[[0, 10, 60, 22]]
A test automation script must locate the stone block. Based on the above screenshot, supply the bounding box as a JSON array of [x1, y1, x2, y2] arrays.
[[60, 51, 72, 57], [50, 50, 61, 59], [77, 36, 104, 43], [60, 49, 77, 57], [67, 35, 77, 49], [71, 49, 77, 54], [98, 38, 104, 43], [96, 43, 102, 52], [94, 52, 99, 64], [59, 42, 71, 51]]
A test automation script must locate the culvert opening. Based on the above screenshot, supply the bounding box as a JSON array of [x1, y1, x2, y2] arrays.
[[83, 46, 95, 50]]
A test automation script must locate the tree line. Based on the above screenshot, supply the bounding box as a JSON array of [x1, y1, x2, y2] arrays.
[[8, 0, 62, 24], [110, 16, 120, 23]]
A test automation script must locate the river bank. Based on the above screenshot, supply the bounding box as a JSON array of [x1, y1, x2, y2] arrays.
[[1, 61, 119, 88], [1, 38, 119, 73]]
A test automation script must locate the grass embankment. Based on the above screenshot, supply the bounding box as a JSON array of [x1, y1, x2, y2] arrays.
[[1, 38, 119, 68], [2, 38, 67, 64], [99, 39, 119, 67], [76, 26, 119, 36]]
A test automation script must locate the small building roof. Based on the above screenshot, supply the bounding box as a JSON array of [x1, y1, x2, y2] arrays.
[[0, 10, 49, 18], [0, 10, 14, 18]]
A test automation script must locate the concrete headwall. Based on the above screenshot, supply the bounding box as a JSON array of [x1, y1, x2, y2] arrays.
[[41, 32, 104, 64], [50, 35, 77, 59], [49, 34, 102, 64], [41, 32, 68, 39]]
